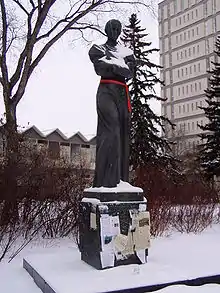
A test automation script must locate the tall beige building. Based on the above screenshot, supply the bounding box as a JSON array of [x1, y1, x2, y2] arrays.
[[159, 0, 220, 153]]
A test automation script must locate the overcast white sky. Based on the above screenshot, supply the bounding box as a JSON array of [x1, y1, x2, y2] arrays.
[[0, 6, 160, 139]]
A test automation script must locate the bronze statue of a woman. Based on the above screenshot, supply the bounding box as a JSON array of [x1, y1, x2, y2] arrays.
[[89, 19, 136, 188]]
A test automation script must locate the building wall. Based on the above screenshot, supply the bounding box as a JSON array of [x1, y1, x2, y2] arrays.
[[159, 0, 220, 153], [0, 127, 96, 170]]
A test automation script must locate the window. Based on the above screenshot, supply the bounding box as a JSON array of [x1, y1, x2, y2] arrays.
[[180, 34, 182, 42], [176, 35, 178, 44], [190, 66, 192, 74], [188, 123, 190, 131], [182, 86, 185, 94], [187, 104, 189, 112], [199, 82, 202, 90], [196, 27, 199, 35], [195, 9, 198, 17], [181, 51, 183, 59], [195, 83, 197, 91], [191, 11, 194, 19], [181, 68, 184, 76], [200, 100, 202, 107], [183, 105, 185, 112], [187, 13, 189, 21], [81, 144, 90, 148], [186, 85, 189, 94], [193, 47, 195, 54], [196, 101, 198, 109], [184, 32, 186, 40], [191, 103, 194, 111], [177, 52, 179, 60], [183, 15, 186, 22], [188, 30, 190, 38], [185, 49, 187, 57], [178, 87, 181, 95], [213, 18, 216, 32], [178, 69, 180, 78], [198, 63, 201, 72], [179, 105, 181, 113], [194, 64, 196, 72], [204, 3, 207, 15], [192, 29, 195, 37], [207, 39, 209, 53], [38, 139, 47, 145], [189, 48, 191, 56], [191, 84, 193, 91], [192, 122, 195, 131], [200, 120, 203, 126], [71, 144, 80, 157], [213, 0, 216, 12], [176, 19, 178, 26], [179, 17, 181, 25], [60, 142, 69, 147], [186, 67, 188, 75], [48, 141, 60, 159], [197, 44, 199, 53]]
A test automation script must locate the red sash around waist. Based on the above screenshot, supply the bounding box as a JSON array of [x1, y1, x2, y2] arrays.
[[100, 79, 131, 113]]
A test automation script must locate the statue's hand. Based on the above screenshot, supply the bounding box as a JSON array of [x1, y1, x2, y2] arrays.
[[126, 61, 135, 68], [106, 50, 112, 60], [124, 54, 135, 62], [136, 59, 146, 66]]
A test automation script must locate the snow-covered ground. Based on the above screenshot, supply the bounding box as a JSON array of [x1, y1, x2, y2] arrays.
[[1, 225, 220, 293]]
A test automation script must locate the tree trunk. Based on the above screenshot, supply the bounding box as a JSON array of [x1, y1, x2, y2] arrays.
[[0, 99, 19, 226], [4, 100, 18, 154]]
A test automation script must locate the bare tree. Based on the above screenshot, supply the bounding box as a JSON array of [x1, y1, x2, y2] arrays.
[[0, 0, 154, 138]]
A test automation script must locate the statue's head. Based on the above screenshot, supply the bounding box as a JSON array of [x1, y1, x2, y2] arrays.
[[105, 19, 122, 42]]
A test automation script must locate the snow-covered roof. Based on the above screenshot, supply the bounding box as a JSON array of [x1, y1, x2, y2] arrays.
[[44, 128, 68, 141], [68, 131, 88, 143], [23, 125, 45, 138], [20, 125, 96, 145]]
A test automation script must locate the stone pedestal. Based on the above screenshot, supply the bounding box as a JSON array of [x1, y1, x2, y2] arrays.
[[79, 186, 150, 270]]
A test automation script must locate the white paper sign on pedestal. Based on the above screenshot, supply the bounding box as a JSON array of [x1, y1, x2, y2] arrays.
[[100, 214, 114, 268], [114, 234, 128, 252], [90, 213, 97, 230], [133, 211, 150, 250]]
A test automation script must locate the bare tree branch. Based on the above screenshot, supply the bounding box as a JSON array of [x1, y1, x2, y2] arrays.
[[0, 0, 10, 95], [6, 31, 16, 53], [12, 0, 57, 106], [29, 0, 36, 9], [66, 0, 86, 18], [36, 18, 68, 42], [26, 0, 104, 85], [70, 24, 106, 37], [9, 4, 36, 90], [12, 0, 29, 15], [35, 0, 94, 42]]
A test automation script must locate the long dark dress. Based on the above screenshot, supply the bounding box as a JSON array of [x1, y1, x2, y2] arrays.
[[89, 43, 134, 187]]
